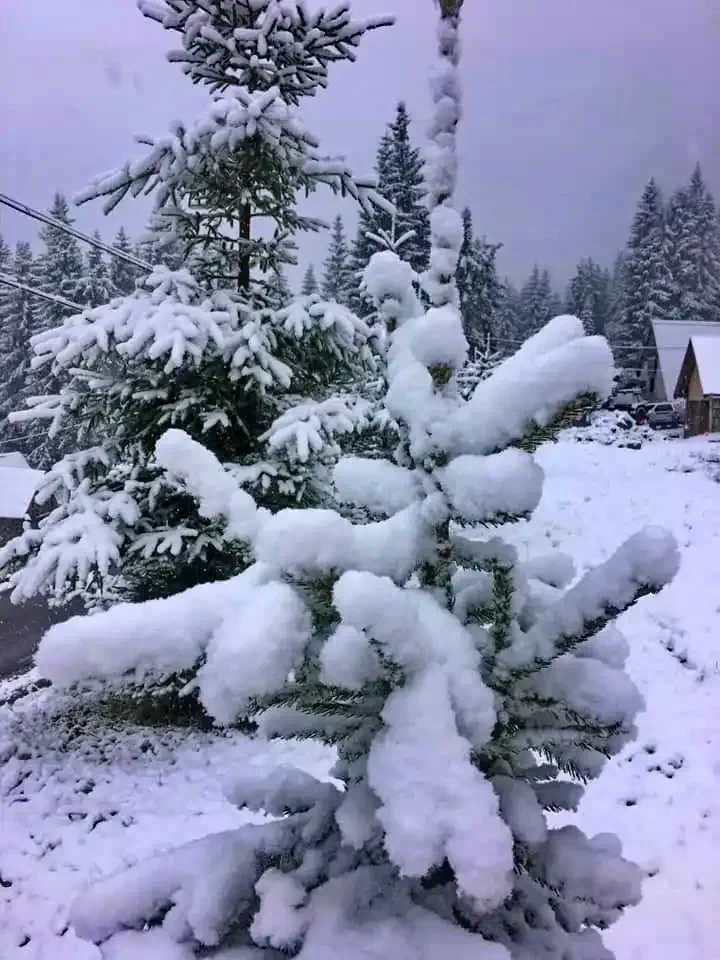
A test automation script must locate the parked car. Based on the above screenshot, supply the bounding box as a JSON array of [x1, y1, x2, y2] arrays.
[[611, 391, 642, 411], [648, 402, 682, 430]]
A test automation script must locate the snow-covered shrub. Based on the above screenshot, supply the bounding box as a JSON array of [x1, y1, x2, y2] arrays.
[[0, 0, 394, 608], [32, 4, 679, 956], [564, 410, 661, 449]]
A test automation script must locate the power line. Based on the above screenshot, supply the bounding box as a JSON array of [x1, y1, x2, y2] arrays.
[[0, 272, 84, 311], [0, 192, 153, 272]]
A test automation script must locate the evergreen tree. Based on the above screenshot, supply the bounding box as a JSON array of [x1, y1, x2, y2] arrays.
[[0, 243, 36, 452], [565, 257, 610, 336], [456, 207, 502, 351], [518, 265, 556, 339], [493, 279, 522, 354], [110, 226, 141, 295], [665, 164, 720, 322], [604, 252, 626, 344], [321, 215, 354, 304], [45, 5, 679, 956], [301, 263, 319, 296], [621, 178, 673, 370], [36, 193, 85, 327], [76, 234, 114, 308], [19, 194, 86, 466], [0, 0, 392, 608], [266, 266, 292, 307], [349, 101, 430, 312]]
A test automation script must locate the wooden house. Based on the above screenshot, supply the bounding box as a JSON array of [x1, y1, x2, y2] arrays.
[[674, 336, 720, 437], [0, 453, 44, 545], [650, 320, 720, 402]]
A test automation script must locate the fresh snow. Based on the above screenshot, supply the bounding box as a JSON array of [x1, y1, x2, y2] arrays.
[[0, 465, 44, 520], [3, 434, 720, 957]]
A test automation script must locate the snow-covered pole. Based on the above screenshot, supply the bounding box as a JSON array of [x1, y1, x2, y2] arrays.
[[424, 0, 464, 309]]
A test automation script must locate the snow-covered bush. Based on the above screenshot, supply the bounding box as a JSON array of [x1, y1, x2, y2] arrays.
[[564, 410, 661, 449], [0, 0, 393, 607], [32, 3, 679, 956]]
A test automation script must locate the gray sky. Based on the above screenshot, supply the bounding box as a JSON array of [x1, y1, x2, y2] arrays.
[[2, 0, 719, 287]]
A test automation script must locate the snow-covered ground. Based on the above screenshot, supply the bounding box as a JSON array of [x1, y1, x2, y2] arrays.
[[2, 434, 720, 959]]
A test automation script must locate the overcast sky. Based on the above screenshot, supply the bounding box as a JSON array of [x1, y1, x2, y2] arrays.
[[2, 0, 719, 287]]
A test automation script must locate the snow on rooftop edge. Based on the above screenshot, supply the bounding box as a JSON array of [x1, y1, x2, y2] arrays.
[[0, 451, 30, 470], [0, 465, 44, 519], [690, 336, 720, 396]]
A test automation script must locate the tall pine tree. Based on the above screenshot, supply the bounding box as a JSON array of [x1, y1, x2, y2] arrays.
[[349, 101, 430, 312], [621, 178, 673, 371], [456, 207, 502, 352], [110, 226, 142, 295], [0, 0, 392, 608], [77, 234, 114, 308], [565, 258, 610, 336], [518, 265, 556, 340], [0, 242, 36, 452], [321, 215, 353, 304], [665, 164, 720, 322], [493, 279, 522, 354]]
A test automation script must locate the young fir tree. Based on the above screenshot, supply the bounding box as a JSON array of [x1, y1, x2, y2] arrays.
[[322, 215, 354, 305], [456, 207, 502, 351], [76, 234, 115, 307], [301, 263, 319, 296], [349, 101, 430, 313], [565, 258, 610, 336], [0, 0, 393, 608], [266, 266, 293, 308], [665, 164, 720, 323], [110, 226, 142, 295], [39, 3, 679, 957], [0, 242, 36, 451], [621, 178, 673, 371]]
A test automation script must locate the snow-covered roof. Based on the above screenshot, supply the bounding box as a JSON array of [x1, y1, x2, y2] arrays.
[[652, 320, 720, 400], [689, 336, 720, 395], [0, 465, 44, 519], [0, 451, 30, 470]]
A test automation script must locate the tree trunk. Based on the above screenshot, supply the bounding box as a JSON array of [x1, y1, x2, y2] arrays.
[[238, 204, 251, 291]]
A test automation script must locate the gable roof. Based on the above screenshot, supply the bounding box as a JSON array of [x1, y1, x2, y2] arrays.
[[652, 320, 720, 399], [690, 336, 720, 396], [0, 465, 44, 519]]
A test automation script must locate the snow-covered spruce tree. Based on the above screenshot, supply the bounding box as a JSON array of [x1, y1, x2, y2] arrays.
[[109, 226, 141, 295], [565, 258, 610, 337], [35, 3, 679, 958], [665, 165, 720, 323], [518, 265, 556, 340], [0, 242, 36, 451], [456, 206, 502, 351], [0, 0, 394, 609], [76, 233, 115, 308], [493, 278, 522, 354], [21, 194, 86, 467], [621, 178, 673, 371], [322, 214, 354, 305], [300, 263, 319, 296], [349, 100, 430, 315]]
